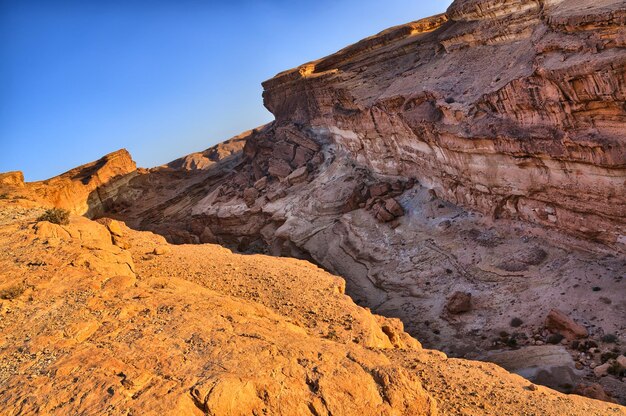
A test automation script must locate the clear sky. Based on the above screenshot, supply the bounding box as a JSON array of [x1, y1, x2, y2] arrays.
[[0, 0, 452, 181]]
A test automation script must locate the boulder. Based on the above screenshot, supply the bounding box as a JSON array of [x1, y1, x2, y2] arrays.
[[573, 383, 617, 404], [243, 187, 260, 206], [253, 177, 268, 191], [153, 246, 170, 256], [545, 309, 588, 340], [446, 291, 472, 314], [384, 198, 404, 217], [593, 363, 611, 378], [286, 166, 308, 185], [268, 158, 292, 179]]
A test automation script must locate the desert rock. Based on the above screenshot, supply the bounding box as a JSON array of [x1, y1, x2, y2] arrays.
[[0, 197, 623, 414], [546, 309, 589, 340], [446, 291, 472, 314]]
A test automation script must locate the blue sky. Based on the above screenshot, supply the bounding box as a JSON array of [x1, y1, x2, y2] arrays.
[[0, 0, 452, 181]]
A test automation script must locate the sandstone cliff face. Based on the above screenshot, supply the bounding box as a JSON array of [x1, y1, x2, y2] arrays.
[[23, 149, 137, 216]]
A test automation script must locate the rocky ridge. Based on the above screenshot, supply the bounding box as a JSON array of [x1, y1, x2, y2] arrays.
[[1, 0, 625, 411], [67, 0, 626, 401], [0, 183, 624, 414]]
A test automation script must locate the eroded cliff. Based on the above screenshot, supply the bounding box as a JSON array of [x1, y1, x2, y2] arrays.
[[4, 0, 625, 409], [75, 0, 626, 403]]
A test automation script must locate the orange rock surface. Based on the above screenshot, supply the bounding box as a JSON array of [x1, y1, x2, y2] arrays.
[[0, 196, 624, 414]]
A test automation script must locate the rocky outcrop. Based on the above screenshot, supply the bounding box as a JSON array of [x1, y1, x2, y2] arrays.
[[0, 197, 624, 414], [165, 128, 252, 171], [84, 0, 626, 401], [23, 149, 137, 216], [546, 309, 589, 340], [0, 171, 24, 187], [260, 0, 626, 248]]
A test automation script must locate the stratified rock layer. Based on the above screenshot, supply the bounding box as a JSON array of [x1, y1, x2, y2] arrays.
[[6, 0, 625, 408], [261, 0, 626, 248]]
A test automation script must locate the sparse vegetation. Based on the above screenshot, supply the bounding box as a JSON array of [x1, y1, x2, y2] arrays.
[[601, 333, 618, 343], [601, 351, 618, 363], [0, 284, 25, 300], [547, 333, 564, 345], [325, 328, 339, 341], [510, 317, 523, 328], [0, 193, 8, 199], [37, 208, 70, 225]]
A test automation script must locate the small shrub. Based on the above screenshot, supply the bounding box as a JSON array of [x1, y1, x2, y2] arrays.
[[510, 317, 523, 328], [0, 284, 25, 300], [601, 333, 618, 343], [0, 193, 8, 200], [326, 328, 339, 341], [37, 208, 70, 225], [547, 333, 564, 345], [608, 361, 625, 377], [506, 338, 518, 347], [601, 351, 618, 363]]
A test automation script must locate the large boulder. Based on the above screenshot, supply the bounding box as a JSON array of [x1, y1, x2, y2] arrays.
[[545, 309, 588, 340]]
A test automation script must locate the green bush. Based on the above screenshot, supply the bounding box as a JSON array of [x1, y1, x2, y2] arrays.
[[0, 284, 25, 300], [37, 208, 70, 225], [601, 333, 618, 343]]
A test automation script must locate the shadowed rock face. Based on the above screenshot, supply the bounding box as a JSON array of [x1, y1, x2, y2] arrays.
[[20, 149, 138, 216]]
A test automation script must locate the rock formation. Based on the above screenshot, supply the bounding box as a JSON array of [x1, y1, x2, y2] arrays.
[[2, 0, 625, 411], [48, 0, 622, 402], [0, 187, 624, 414], [165, 129, 252, 171], [12, 149, 138, 217]]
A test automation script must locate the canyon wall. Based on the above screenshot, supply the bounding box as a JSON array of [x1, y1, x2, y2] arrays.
[[21, 0, 624, 401], [260, 0, 626, 248]]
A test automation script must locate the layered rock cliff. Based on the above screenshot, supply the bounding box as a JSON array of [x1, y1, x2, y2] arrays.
[[4, 0, 625, 409], [260, 0, 626, 247], [69, 0, 626, 402]]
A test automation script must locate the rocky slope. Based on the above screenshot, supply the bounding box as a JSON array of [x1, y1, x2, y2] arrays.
[[0, 149, 138, 217], [0, 187, 624, 414], [67, 0, 626, 402], [2, 0, 625, 411], [164, 129, 252, 171]]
